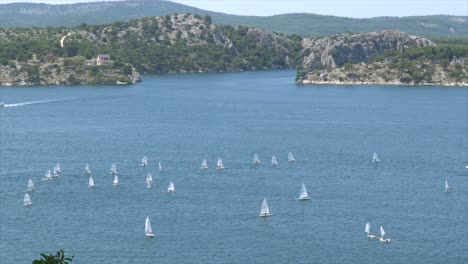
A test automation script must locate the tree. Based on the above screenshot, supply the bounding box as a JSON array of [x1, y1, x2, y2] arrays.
[[32, 250, 74, 264]]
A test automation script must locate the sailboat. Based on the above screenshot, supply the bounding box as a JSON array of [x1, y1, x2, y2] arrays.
[[145, 216, 155, 237], [372, 152, 380, 163], [444, 179, 452, 192], [88, 176, 95, 189], [288, 152, 295, 162], [51, 168, 59, 177], [200, 159, 208, 170], [271, 156, 278, 166], [167, 181, 175, 193], [217, 157, 224, 170], [379, 226, 392, 243], [158, 161, 163, 172], [44, 169, 53, 180], [24, 193, 32, 206], [253, 153, 260, 165], [365, 222, 377, 239], [145, 173, 153, 188], [110, 163, 118, 175], [83, 163, 92, 175], [54, 162, 61, 174], [113, 175, 119, 187], [259, 198, 271, 217], [141, 156, 148, 167], [146, 172, 153, 184], [27, 179, 35, 192], [298, 183, 310, 200]]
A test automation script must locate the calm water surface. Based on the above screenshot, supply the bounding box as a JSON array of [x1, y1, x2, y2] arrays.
[[0, 70, 467, 263]]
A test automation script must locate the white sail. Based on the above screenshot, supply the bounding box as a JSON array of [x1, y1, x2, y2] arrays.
[[253, 153, 260, 164], [146, 172, 153, 183], [44, 169, 52, 180], [84, 163, 91, 174], [145, 216, 153, 235], [54, 162, 61, 173], [158, 161, 163, 171], [141, 156, 148, 167], [88, 176, 95, 188], [167, 181, 175, 192], [24, 193, 32, 206], [113, 175, 119, 186], [365, 222, 371, 234], [288, 152, 295, 162], [298, 183, 310, 200], [271, 156, 278, 165], [27, 179, 34, 191], [259, 198, 270, 216], [372, 152, 380, 162], [52, 168, 59, 177], [201, 159, 208, 169], [445, 179, 450, 190], [380, 226, 385, 237], [110, 163, 118, 175], [146, 178, 152, 188], [217, 157, 224, 169]]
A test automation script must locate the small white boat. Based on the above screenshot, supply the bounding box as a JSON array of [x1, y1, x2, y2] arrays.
[[379, 226, 392, 243], [271, 156, 278, 166], [146, 178, 152, 189], [110, 163, 118, 175], [145, 173, 153, 189], [298, 183, 310, 200], [24, 193, 32, 206], [146, 172, 153, 184], [253, 153, 260, 165], [372, 152, 380, 163], [83, 163, 92, 175], [54, 162, 61, 174], [158, 161, 163, 171], [167, 181, 175, 193], [444, 179, 452, 192], [44, 169, 53, 180], [145, 216, 155, 237], [113, 175, 119, 187], [27, 179, 35, 191], [51, 168, 59, 177], [259, 198, 271, 217], [200, 159, 208, 170], [141, 156, 148, 167], [288, 152, 295, 162], [217, 157, 224, 170], [365, 222, 377, 239], [88, 176, 95, 188]]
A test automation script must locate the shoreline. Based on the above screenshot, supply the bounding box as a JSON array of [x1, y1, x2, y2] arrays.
[[298, 79, 468, 87]]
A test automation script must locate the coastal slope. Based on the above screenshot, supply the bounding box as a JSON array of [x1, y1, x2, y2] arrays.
[[296, 31, 468, 86]]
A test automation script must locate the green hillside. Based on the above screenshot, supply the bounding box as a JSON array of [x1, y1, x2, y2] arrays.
[[0, 0, 466, 38]]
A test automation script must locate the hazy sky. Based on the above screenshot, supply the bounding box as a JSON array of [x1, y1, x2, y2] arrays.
[[0, 0, 466, 18]]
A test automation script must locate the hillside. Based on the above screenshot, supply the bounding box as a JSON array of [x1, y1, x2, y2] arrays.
[[0, 14, 301, 85], [0, 0, 467, 38], [296, 31, 468, 86]]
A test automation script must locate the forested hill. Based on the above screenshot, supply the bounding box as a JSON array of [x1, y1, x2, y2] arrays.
[[0, 0, 466, 38], [0, 14, 302, 85]]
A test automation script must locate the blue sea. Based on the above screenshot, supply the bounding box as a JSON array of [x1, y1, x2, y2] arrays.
[[0, 70, 467, 263]]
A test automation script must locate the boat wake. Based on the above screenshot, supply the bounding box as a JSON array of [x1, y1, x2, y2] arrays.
[[2, 99, 65, 108]]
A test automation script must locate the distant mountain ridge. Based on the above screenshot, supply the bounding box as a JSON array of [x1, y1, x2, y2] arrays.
[[0, 0, 467, 38]]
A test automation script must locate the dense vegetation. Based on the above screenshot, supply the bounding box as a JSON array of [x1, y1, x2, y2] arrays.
[[0, 0, 466, 38], [0, 14, 302, 75], [369, 45, 468, 83]]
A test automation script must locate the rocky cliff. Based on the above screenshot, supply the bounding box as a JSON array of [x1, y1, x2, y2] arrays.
[[297, 30, 467, 86]]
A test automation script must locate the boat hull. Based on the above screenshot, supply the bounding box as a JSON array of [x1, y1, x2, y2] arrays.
[[145, 233, 155, 238], [298, 197, 311, 200], [259, 213, 271, 217]]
